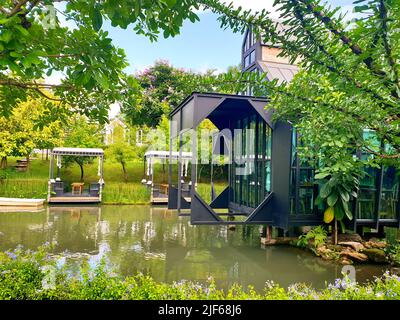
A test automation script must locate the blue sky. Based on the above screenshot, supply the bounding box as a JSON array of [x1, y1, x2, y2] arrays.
[[102, 0, 356, 75], [49, 0, 357, 117]]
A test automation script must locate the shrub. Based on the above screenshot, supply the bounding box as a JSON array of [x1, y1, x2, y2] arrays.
[[0, 247, 399, 300], [297, 226, 328, 250]]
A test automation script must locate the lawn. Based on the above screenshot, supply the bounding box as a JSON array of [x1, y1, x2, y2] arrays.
[[0, 157, 226, 204]]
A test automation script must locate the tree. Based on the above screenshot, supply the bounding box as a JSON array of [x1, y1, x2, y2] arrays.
[[104, 119, 136, 182], [194, 0, 400, 241], [0, 117, 15, 169], [0, 1, 203, 122], [106, 140, 136, 182], [123, 60, 226, 127], [0, 96, 64, 168], [63, 115, 103, 181]]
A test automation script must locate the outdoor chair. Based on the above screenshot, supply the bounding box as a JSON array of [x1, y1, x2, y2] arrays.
[[152, 186, 160, 198], [54, 181, 64, 197], [89, 183, 100, 197]]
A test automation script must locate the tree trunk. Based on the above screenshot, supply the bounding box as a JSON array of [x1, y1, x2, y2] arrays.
[[0, 156, 7, 169], [79, 164, 84, 182], [25, 154, 30, 169], [332, 218, 338, 245], [46, 149, 49, 161], [122, 162, 128, 182], [75, 160, 84, 182]]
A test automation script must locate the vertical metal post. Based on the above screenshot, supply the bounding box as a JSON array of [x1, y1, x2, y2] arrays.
[[47, 153, 53, 202], [191, 127, 197, 201], [177, 111, 183, 213], [375, 166, 384, 229], [99, 155, 104, 201], [295, 130, 300, 216]]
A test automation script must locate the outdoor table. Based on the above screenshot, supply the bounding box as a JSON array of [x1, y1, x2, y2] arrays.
[[71, 182, 85, 195], [159, 184, 169, 195]]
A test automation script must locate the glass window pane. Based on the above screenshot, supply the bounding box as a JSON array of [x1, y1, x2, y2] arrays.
[[379, 167, 399, 219], [181, 100, 194, 131]]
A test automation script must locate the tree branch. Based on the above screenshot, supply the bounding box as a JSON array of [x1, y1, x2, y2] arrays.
[[7, 0, 30, 17], [297, 0, 398, 97], [364, 146, 400, 159], [379, 0, 400, 89]]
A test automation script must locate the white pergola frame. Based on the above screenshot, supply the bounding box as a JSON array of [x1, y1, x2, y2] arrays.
[[48, 147, 105, 202]]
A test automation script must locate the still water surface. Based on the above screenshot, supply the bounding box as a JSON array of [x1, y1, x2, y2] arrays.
[[0, 205, 388, 290]]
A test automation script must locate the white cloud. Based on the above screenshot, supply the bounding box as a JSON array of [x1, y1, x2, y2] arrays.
[[222, 0, 280, 18], [195, 0, 279, 18], [44, 71, 64, 85]]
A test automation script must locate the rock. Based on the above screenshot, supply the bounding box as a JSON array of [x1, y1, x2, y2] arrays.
[[362, 248, 387, 264], [390, 267, 400, 275], [339, 241, 365, 252], [337, 233, 363, 243], [340, 250, 368, 262], [260, 237, 297, 246], [317, 245, 339, 261], [339, 257, 353, 265], [364, 241, 387, 249], [326, 244, 343, 252]]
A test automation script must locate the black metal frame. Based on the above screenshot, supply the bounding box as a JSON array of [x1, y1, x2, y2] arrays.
[[169, 92, 400, 230]]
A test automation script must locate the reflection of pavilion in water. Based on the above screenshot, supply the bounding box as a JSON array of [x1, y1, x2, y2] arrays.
[[163, 242, 341, 290], [1, 206, 386, 289], [46, 206, 103, 254]]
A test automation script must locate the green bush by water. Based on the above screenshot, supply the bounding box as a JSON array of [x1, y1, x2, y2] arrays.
[[1, 246, 399, 300]]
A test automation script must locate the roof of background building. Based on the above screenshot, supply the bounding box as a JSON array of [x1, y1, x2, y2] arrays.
[[258, 61, 299, 84], [261, 21, 296, 47]]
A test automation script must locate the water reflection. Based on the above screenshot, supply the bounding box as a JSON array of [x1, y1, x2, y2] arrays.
[[0, 205, 388, 290]]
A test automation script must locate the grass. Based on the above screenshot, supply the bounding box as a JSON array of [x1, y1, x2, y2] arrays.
[[0, 157, 226, 204]]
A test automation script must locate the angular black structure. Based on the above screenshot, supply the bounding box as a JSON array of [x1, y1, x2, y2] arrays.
[[169, 92, 400, 230]]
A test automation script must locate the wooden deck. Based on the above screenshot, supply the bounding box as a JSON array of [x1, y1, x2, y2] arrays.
[[151, 196, 191, 205], [0, 197, 45, 207], [48, 196, 101, 203]]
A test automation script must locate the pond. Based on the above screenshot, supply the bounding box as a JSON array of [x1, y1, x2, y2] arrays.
[[0, 205, 389, 290]]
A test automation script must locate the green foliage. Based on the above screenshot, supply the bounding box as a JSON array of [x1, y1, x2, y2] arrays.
[[297, 226, 327, 249], [386, 242, 400, 266], [1, 247, 400, 300], [316, 169, 362, 223], [196, 0, 400, 218], [0, 0, 204, 122], [62, 115, 104, 181], [0, 96, 64, 162], [123, 61, 233, 127], [105, 124, 137, 182]]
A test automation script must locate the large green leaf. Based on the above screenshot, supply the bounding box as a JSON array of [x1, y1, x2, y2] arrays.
[[342, 200, 353, 220], [334, 204, 345, 221], [320, 182, 332, 199], [314, 172, 330, 180], [92, 7, 103, 31], [165, 0, 177, 8], [327, 192, 338, 207], [339, 190, 350, 202]]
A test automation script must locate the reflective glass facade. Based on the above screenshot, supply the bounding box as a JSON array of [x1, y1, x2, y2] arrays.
[[231, 114, 272, 209]]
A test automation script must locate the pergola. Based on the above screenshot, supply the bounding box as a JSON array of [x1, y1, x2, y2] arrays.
[[169, 92, 400, 231], [48, 147, 104, 203], [143, 150, 192, 204]]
